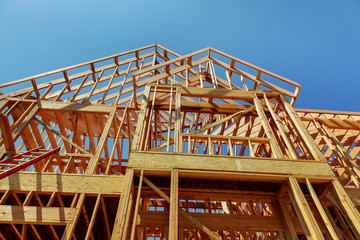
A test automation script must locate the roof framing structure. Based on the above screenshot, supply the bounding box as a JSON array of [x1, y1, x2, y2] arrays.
[[0, 44, 359, 239]]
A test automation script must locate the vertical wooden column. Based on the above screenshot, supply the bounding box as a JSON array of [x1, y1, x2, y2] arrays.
[[276, 199, 298, 239], [330, 179, 360, 238], [174, 92, 181, 153], [0, 114, 15, 152], [263, 95, 299, 159], [130, 170, 144, 240], [132, 86, 151, 152], [287, 177, 324, 239], [111, 169, 135, 240], [305, 178, 339, 239], [253, 96, 283, 158], [320, 200, 346, 239], [280, 95, 325, 161], [320, 121, 360, 179], [313, 120, 360, 187], [169, 169, 179, 239]]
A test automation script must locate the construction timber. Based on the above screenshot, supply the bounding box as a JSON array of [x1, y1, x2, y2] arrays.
[[0, 44, 359, 239]]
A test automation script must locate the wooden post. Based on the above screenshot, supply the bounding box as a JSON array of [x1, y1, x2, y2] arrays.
[[130, 170, 144, 240], [111, 169, 134, 240], [287, 177, 324, 239], [330, 179, 360, 238], [174, 92, 181, 153], [169, 169, 179, 239], [263, 94, 299, 159], [276, 199, 298, 239], [253, 96, 283, 158], [280, 95, 325, 161], [0, 114, 15, 152], [132, 86, 151, 152], [305, 178, 339, 239]]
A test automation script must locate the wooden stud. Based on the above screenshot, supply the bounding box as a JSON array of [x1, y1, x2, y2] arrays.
[[169, 169, 179, 239], [130, 170, 144, 240], [287, 177, 324, 239]]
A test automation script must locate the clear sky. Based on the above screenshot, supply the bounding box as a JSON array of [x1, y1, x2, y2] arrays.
[[1, 0, 359, 111]]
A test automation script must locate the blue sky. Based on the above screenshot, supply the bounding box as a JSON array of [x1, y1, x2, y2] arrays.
[[1, 0, 360, 111]]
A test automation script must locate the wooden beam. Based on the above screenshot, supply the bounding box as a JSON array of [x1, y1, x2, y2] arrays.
[[330, 179, 360, 238], [305, 178, 339, 239], [129, 152, 335, 180], [0, 114, 15, 151], [0, 172, 124, 194], [0, 205, 75, 225], [154, 99, 253, 114], [131, 86, 151, 151], [277, 199, 299, 239], [287, 177, 324, 239], [130, 170, 143, 240], [111, 169, 134, 240], [280, 95, 325, 161], [169, 169, 179, 239], [253, 96, 283, 158], [38, 99, 118, 113]]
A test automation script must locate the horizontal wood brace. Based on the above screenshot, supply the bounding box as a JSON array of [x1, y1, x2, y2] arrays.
[[0, 205, 76, 225], [129, 152, 335, 181], [181, 134, 270, 143], [5, 98, 133, 113], [149, 84, 280, 100], [0, 172, 124, 194], [39, 101, 116, 113], [154, 100, 254, 114]]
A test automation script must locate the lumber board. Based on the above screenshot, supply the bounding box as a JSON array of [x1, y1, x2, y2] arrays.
[[287, 177, 324, 239], [150, 85, 280, 100], [38, 100, 118, 113], [0, 205, 76, 225], [129, 152, 335, 179], [154, 99, 253, 114], [0, 172, 124, 194]]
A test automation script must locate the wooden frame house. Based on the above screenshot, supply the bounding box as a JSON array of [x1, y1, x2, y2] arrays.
[[0, 44, 359, 239]]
